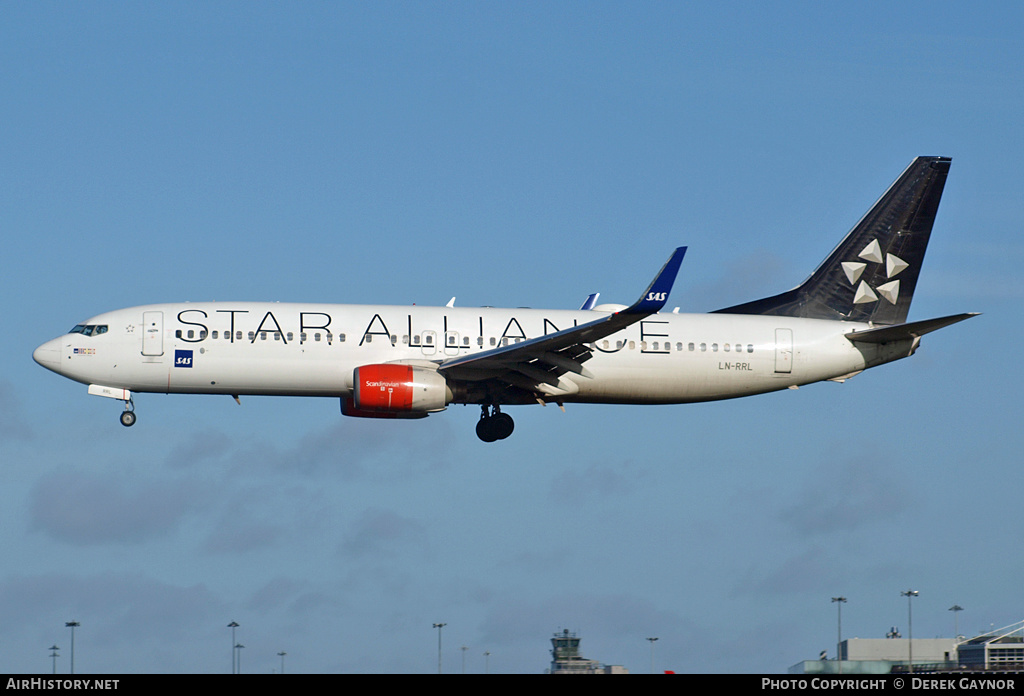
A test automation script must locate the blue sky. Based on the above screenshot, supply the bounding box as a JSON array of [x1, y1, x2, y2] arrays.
[[2, 2, 1022, 674]]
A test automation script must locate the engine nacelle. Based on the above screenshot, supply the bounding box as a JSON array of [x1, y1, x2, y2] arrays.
[[347, 364, 451, 417]]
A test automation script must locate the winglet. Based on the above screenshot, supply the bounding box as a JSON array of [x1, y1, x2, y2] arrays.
[[579, 293, 600, 310], [624, 247, 687, 314]]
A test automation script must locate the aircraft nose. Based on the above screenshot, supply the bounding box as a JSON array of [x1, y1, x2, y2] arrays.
[[33, 338, 62, 372]]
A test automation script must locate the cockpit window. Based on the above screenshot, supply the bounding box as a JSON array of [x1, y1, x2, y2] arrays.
[[69, 324, 108, 337]]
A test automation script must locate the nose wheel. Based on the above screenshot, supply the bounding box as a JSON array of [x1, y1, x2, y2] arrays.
[[120, 399, 136, 427], [476, 405, 514, 442]]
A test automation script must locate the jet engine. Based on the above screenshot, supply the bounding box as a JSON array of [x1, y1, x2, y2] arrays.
[[343, 364, 451, 418]]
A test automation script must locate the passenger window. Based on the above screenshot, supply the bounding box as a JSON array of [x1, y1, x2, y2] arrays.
[[176, 330, 182, 338], [724, 343, 730, 352], [391, 335, 397, 346], [326, 332, 333, 343], [300, 332, 307, 342], [273, 332, 280, 341], [212, 331, 219, 339], [248, 332, 255, 341], [403, 335, 409, 344], [712, 343, 718, 352], [688, 342, 695, 351], [747, 344, 754, 353], [287, 332, 293, 341], [463, 337, 469, 346], [629, 341, 635, 350], [338, 333, 345, 342], [236, 331, 242, 340], [314, 333, 320, 341], [700, 343, 707, 352], [490, 337, 496, 346], [260, 332, 267, 341]]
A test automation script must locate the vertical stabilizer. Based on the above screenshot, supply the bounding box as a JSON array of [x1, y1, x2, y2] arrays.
[[714, 157, 951, 325]]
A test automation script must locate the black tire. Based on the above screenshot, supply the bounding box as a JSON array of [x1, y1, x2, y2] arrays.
[[476, 418, 498, 442], [492, 412, 515, 440], [120, 411, 136, 427]]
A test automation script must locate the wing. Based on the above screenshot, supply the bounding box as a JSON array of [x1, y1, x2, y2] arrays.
[[438, 247, 686, 400]]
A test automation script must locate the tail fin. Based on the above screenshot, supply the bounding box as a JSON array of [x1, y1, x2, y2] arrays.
[[714, 156, 952, 325]]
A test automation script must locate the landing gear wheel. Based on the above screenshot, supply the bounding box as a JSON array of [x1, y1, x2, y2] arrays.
[[120, 410, 136, 427], [476, 417, 499, 443], [476, 405, 514, 442], [492, 412, 514, 440]]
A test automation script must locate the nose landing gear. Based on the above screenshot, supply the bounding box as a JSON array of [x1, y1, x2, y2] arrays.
[[476, 405, 514, 442], [119, 398, 136, 427]]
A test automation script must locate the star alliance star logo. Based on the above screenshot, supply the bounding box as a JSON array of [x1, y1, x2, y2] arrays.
[[841, 238, 908, 305]]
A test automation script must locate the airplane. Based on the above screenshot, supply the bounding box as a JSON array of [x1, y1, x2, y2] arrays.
[[34, 156, 976, 442]]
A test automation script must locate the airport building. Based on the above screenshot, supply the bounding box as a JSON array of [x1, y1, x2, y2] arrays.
[[789, 620, 1024, 674], [546, 629, 628, 674]]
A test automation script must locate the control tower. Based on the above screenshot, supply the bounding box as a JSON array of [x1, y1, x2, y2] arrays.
[[548, 629, 627, 674]]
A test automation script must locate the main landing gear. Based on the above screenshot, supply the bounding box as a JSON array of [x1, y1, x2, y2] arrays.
[[476, 405, 514, 442]]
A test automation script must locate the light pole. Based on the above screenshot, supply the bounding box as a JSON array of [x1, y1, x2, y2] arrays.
[[461, 645, 468, 674], [483, 650, 491, 674], [949, 605, 964, 640], [433, 623, 446, 674], [278, 651, 286, 674], [901, 590, 919, 672], [65, 622, 79, 675], [227, 622, 239, 674], [235, 643, 244, 674], [49, 645, 59, 675], [832, 597, 847, 674], [647, 637, 659, 674]]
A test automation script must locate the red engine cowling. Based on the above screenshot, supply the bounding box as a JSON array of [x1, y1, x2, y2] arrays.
[[347, 364, 450, 417]]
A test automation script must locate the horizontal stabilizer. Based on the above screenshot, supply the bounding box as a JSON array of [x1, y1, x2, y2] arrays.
[[844, 313, 979, 343]]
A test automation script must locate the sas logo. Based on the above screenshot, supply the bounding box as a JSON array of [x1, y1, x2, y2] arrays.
[[174, 350, 194, 368], [645, 292, 667, 302]]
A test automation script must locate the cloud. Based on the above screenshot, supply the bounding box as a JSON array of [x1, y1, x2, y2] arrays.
[[687, 252, 791, 312], [209, 416, 461, 482], [0, 571, 224, 644], [339, 507, 427, 559], [164, 428, 233, 469], [732, 545, 844, 597], [0, 379, 32, 440], [777, 459, 913, 536], [548, 460, 637, 503], [29, 469, 205, 545]]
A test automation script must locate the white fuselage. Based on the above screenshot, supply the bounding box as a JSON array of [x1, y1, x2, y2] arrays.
[[33, 302, 915, 406]]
